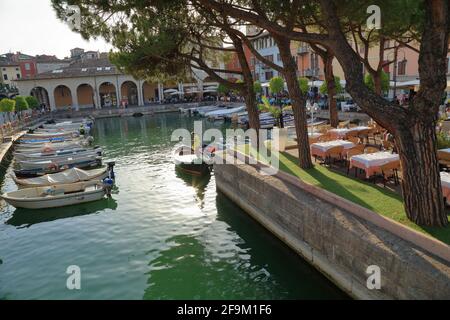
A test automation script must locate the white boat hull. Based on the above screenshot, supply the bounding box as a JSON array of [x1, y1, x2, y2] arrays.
[[2, 181, 106, 209], [18, 155, 102, 170]]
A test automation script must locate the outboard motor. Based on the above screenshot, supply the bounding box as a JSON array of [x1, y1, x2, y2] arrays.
[[94, 146, 103, 156], [107, 161, 116, 181], [103, 178, 114, 198]]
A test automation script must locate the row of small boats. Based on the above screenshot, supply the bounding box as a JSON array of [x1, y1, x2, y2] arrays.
[[1, 118, 116, 209], [184, 105, 247, 121], [182, 104, 298, 129]]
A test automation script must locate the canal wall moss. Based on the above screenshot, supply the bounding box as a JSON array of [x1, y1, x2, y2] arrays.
[[214, 162, 450, 300]]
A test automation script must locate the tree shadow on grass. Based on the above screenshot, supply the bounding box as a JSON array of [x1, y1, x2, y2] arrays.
[[279, 151, 450, 245], [278, 152, 399, 212]]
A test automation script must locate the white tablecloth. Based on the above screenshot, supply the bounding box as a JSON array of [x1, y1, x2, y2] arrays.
[[348, 126, 370, 132], [441, 172, 450, 188], [328, 128, 350, 137], [311, 140, 355, 152], [308, 132, 323, 138], [350, 152, 399, 168]]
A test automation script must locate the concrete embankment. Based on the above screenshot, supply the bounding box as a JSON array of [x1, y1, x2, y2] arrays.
[[0, 118, 50, 164], [51, 102, 243, 119], [214, 155, 450, 300]]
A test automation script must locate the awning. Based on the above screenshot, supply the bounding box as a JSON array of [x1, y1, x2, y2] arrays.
[[393, 80, 420, 89], [164, 89, 178, 94], [168, 91, 183, 96]]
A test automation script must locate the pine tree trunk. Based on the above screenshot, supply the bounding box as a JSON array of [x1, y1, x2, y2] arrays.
[[395, 122, 448, 227], [244, 88, 260, 132], [276, 37, 313, 169], [324, 55, 339, 128], [374, 74, 382, 96]]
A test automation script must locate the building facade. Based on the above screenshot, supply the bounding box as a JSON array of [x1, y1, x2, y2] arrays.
[[14, 50, 219, 110], [0, 62, 21, 87]]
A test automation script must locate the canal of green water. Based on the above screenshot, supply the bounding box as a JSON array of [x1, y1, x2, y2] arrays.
[[0, 113, 348, 299]]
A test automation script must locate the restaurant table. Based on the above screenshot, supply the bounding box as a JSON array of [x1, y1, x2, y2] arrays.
[[328, 126, 371, 139], [438, 148, 450, 157], [310, 140, 355, 158], [292, 132, 323, 144], [350, 151, 400, 178], [441, 172, 450, 205]]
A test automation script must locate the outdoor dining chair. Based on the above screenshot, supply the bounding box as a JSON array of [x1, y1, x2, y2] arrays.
[[380, 160, 401, 187], [325, 145, 345, 165], [364, 146, 381, 154], [345, 147, 364, 175], [438, 150, 450, 170]]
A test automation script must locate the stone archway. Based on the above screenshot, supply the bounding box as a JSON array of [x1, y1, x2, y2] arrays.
[[77, 84, 95, 109], [30, 87, 50, 107], [120, 81, 138, 106], [99, 82, 117, 108], [53, 85, 73, 109], [142, 81, 158, 104]]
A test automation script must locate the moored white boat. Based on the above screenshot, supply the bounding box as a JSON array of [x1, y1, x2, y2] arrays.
[[15, 142, 87, 154], [1, 180, 108, 209], [205, 106, 246, 121], [12, 163, 115, 188], [14, 147, 102, 161], [197, 105, 222, 116], [18, 154, 102, 170], [21, 131, 79, 140], [173, 145, 213, 176]]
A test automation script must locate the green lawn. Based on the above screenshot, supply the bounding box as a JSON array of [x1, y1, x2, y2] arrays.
[[236, 146, 450, 245]]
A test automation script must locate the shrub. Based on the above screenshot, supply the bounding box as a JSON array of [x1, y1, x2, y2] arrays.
[[0, 98, 16, 113], [14, 96, 29, 111], [25, 96, 39, 109], [298, 77, 310, 95], [269, 76, 285, 95], [320, 76, 344, 95], [253, 81, 263, 95], [437, 132, 450, 149]]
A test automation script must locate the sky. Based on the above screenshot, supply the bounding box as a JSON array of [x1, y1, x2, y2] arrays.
[[0, 0, 112, 59]]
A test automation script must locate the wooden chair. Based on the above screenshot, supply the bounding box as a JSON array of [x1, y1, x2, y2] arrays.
[[338, 120, 350, 129], [365, 146, 380, 154], [346, 136, 360, 145], [345, 129, 359, 138], [382, 140, 394, 151], [357, 129, 371, 144], [318, 125, 332, 134], [325, 145, 344, 165], [367, 128, 380, 145], [438, 151, 450, 170], [317, 132, 333, 142], [380, 160, 401, 187], [345, 147, 364, 175], [353, 144, 366, 152]]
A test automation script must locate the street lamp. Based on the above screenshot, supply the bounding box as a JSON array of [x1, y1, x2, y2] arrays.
[[307, 102, 319, 133]]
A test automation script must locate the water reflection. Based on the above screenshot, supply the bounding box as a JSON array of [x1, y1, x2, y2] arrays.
[[175, 168, 211, 209], [6, 198, 118, 228], [143, 192, 348, 300]]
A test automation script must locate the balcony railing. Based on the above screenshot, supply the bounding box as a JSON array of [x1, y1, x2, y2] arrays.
[[298, 46, 310, 54]]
